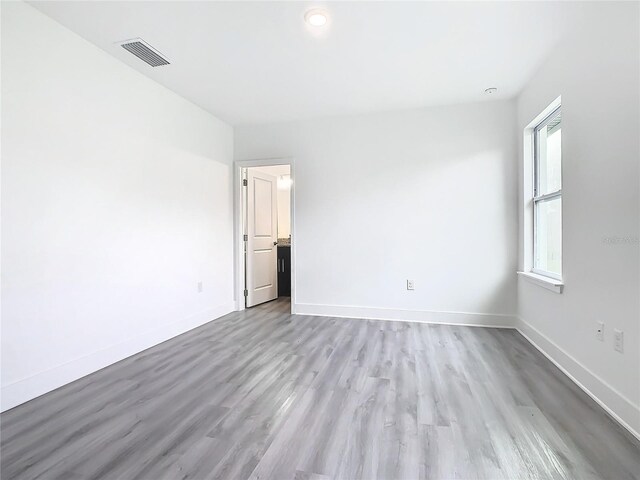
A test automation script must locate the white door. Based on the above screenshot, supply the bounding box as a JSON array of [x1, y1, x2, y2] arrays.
[[245, 169, 278, 307]]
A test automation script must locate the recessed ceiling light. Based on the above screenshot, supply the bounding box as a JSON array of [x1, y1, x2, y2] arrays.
[[485, 87, 498, 94], [305, 9, 328, 27]]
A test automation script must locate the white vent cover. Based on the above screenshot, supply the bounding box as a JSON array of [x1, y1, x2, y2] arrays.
[[117, 38, 170, 67]]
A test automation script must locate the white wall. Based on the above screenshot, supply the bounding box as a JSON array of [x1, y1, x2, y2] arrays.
[[235, 100, 518, 326], [1, 2, 235, 411], [516, 3, 640, 436]]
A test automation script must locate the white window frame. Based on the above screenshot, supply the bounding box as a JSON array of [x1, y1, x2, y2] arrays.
[[532, 105, 562, 281]]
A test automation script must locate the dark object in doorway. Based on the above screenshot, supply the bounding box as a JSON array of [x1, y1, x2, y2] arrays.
[[277, 245, 291, 297]]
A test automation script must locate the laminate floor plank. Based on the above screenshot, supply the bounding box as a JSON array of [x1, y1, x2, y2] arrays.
[[1, 298, 638, 480]]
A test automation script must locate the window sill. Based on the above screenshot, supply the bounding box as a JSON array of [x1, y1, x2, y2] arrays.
[[517, 271, 564, 294]]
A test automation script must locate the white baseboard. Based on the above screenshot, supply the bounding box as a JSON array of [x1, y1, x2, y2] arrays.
[[294, 303, 516, 328], [0, 302, 235, 412], [516, 316, 640, 442]]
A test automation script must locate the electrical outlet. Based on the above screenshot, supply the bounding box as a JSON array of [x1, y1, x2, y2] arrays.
[[596, 322, 604, 341], [613, 329, 624, 353], [197, 281, 203, 293], [407, 280, 415, 290]]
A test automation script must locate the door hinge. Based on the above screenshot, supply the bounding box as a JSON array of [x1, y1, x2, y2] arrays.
[[242, 179, 248, 187], [243, 234, 248, 241], [244, 289, 248, 297]]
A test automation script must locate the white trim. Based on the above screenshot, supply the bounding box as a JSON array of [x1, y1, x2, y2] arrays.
[[523, 95, 562, 274], [294, 303, 516, 328], [517, 271, 564, 293], [516, 316, 640, 442], [525, 96, 562, 135], [1, 302, 235, 412], [530, 267, 562, 282], [532, 104, 563, 280], [234, 157, 295, 314], [533, 189, 562, 203]]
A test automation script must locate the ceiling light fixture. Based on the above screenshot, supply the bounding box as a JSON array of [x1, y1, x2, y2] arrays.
[[485, 87, 498, 94], [305, 9, 328, 27]]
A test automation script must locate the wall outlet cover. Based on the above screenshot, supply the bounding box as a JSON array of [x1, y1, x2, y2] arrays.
[[613, 329, 624, 353], [407, 280, 415, 290]]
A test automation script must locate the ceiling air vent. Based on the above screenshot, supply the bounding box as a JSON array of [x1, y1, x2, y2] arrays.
[[118, 38, 170, 67]]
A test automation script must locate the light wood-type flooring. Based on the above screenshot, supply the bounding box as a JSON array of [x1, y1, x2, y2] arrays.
[[2, 298, 639, 479]]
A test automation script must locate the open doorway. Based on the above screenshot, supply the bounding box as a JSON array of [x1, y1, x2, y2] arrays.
[[236, 161, 293, 312]]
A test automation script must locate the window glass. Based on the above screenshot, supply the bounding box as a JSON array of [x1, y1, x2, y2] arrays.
[[535, 195, 562, 275], [536, 111, 562, 195]]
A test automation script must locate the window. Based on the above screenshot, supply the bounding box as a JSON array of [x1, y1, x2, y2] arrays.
[[533, 106, 562, 279]]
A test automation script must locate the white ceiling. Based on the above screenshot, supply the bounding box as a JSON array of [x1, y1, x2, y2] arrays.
[[30, 1, 584, 125]]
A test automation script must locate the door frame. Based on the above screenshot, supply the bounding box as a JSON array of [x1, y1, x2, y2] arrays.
[[234, 157, 295, 313]]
